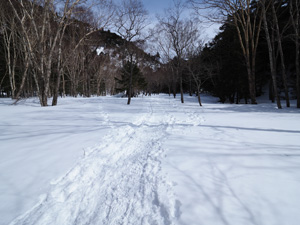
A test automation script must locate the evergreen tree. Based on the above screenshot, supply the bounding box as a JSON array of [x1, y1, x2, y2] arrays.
[[202, 22, 249, 103], [116, 61, 147, 97]]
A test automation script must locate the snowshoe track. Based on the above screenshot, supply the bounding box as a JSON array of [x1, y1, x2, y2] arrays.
[[10, 99, 178, 225]]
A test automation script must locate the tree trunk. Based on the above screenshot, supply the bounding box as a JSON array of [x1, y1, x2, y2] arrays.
[[15, 53, 30, 99], [52, 48, 62, 105], [127, 73, 132, 105], [180, 74, 184, 103], [127, 57, 133, 105], [272, 3, 290, 107], [172, 76, 176, 98], [189, 74, 193, 96], [86, 70, 91, 97], [233, 17, 257, 105], [52, 76, 61, 106], [269, 79, 274, 102], [62, 71, 66, 97], [53, 27, 67, 106], [248, 66, 257, 104], [41, 85, 48, 106], [4, 29, 17, 99], [262, 0, 282, 109], [97, 78, 102, 96], [236, 91, 239, 104], [197, 88, 202, 106]]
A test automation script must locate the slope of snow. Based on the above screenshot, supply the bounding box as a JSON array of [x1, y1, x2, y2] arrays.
[[162, 96, 300, 225], [0, 95, 300, 225]]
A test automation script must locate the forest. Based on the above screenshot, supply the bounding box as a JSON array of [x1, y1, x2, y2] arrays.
[[0, 0, 299, 109], [1, 1, 300, 224]]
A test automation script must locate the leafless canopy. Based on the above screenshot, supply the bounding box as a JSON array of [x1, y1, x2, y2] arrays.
[[189, 0, 263, 105], [154, 0, 200, 103], [114, 0, 149, 42]]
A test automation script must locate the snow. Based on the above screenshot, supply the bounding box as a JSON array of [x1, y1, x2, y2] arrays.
[[0, 95, 300, 225], [96, 47, 105, 55]]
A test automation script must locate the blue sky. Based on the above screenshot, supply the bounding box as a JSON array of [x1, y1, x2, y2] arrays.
[[142, 0, 219, 41], [143, 0, 173, 16], [112, 0, 219, 41]]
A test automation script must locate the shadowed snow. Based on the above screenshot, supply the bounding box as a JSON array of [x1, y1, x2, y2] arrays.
[[1, 94, 300, 225]]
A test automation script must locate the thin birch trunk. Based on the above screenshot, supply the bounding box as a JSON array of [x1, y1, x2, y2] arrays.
[[272, 3, 290, 107], [261, 0, 282, 109]]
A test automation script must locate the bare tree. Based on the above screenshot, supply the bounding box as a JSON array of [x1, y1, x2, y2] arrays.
[[289, 0, 300, 108], [260, 0, 282, 109], [156, 0, 200, 103], [151, 28, 177, 98], [54, 1, 115, 103], [186, 42, 213, 106], [190, 0, 263, 104], [271, 0, 290, 107], [6, 0, 87, 106], [0, 2, 18, 99], [5, 0, 115, 106], [114, 0, 148, 105], [0, 1, 34, 100]]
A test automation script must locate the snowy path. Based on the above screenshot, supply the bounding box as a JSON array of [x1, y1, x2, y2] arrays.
[[10, 98, 179, 225], [2, 95, 300, 225]]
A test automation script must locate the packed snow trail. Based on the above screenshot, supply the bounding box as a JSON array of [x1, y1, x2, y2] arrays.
[[10, 98, 179, 225], [3, 95, 300, 225]]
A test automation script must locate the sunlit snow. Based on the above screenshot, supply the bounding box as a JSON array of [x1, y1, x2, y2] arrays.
[[0, 95, 300, 225]]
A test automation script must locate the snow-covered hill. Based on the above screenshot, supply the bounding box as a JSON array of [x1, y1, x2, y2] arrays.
[[1, 95, 300, 225]]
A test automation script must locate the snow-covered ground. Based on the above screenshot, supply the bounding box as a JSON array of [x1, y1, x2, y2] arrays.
[[0, 94, 300, 225]]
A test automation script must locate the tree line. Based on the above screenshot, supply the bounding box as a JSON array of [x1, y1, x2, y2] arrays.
[[0, 0, 300, 109], [186, 0, 300, 108], [0, 0, 158, 106]]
